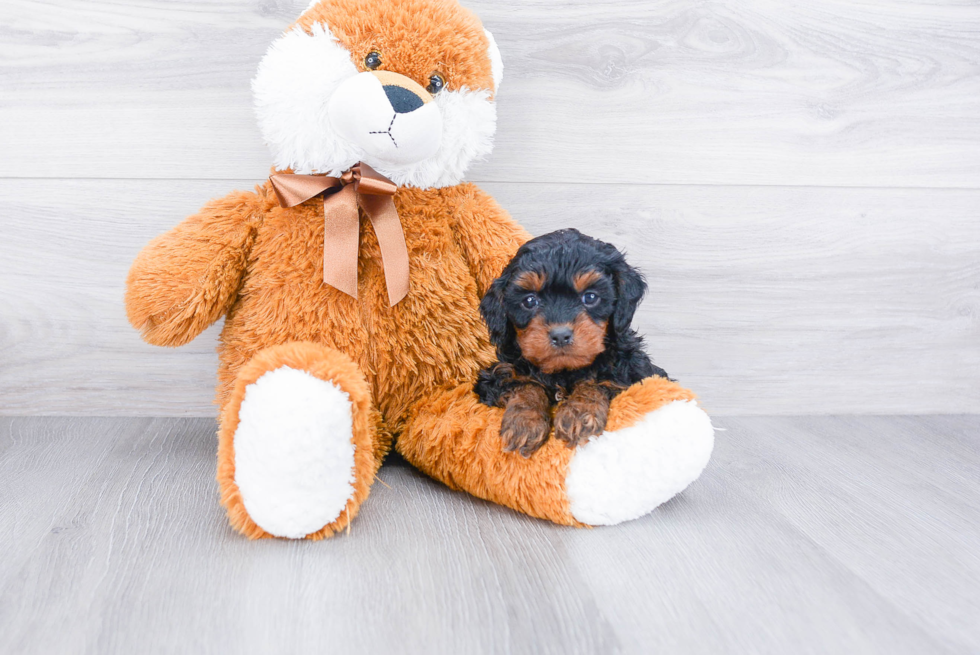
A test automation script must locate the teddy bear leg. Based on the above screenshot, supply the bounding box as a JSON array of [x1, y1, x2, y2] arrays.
[[398, 377, 714, 527], [216, 342, 388, 540]]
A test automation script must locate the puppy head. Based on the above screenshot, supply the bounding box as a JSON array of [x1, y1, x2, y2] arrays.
[[253, 0, 502, 188], [480, 229, 647, 374]]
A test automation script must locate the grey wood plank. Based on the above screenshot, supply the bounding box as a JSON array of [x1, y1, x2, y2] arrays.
[[2, 0, 979, 186], [716, 415, 980, 654], [1, 179, 977, 416], [0, 417, 142, 579], [1, 416, 977, 654], [563, 476, 956, 655], [0, 417, 621, 655]]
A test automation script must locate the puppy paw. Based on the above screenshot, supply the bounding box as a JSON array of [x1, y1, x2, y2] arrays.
[[554, 386, 610, 448], [500, 406, 551, 458]]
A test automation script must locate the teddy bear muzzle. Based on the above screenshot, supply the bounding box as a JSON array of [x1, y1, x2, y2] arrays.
[[328, 70, 443, 167]]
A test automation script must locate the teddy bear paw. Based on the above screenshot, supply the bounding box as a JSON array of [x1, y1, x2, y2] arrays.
[[233, 366, 358, 538], [564, 400, 715, 526]]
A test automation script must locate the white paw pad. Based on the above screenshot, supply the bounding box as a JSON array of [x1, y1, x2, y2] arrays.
[[233, 366, 357, 538], [566, 400, 715, 526]]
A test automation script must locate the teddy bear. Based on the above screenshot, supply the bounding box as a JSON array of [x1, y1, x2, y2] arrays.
[[125, 0, 715, 540]]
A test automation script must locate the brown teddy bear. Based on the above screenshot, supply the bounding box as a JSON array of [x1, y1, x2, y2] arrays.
[[125, 0, 714, 540]]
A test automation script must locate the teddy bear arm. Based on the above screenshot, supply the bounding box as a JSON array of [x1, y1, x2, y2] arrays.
[[398, 376, 714, 527], [125, 189, 267, 347], [452, 185, 531, 296]]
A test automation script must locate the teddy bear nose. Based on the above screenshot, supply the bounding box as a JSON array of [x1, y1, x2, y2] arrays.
[[549, 326, 574, 348], [384, 85, 425, 114]]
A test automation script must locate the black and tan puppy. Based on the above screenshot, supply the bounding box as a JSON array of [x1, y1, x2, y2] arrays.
[[475, 229, 670, 457]]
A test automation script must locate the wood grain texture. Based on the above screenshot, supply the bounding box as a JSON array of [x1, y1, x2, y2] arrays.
[[0, 415, 977, 654], [1, 0, 979, 185], [1, 179, 976, 416], [1, 0, 977, 414]]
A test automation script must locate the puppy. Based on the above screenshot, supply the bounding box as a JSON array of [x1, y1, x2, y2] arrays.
[[475, 229, 670, 457]]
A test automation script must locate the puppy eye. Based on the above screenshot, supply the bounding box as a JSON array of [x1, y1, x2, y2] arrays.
[[521, 294, 539, 310], [581, 291, 599, 306], [364, 51, 382, 70], [426, 73, 445, 94]]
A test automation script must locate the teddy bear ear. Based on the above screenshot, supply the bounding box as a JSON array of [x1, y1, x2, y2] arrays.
[[484, 29, 503, 93]]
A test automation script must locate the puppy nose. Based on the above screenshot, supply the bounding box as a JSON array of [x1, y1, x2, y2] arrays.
[[383, 85, 424, 114], [549, 326, 574, 348]]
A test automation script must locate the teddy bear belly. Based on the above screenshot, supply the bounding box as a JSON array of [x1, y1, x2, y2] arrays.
[[216, 256, 494, 433], [362, 292, 494, 432]]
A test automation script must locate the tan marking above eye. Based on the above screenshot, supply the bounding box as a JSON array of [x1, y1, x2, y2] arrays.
[[514, 271, 546, 292], [572, 270, 605, 293]]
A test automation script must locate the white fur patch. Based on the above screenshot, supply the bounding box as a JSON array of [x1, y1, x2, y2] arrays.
[[397, 86, 496, 188], [252, 23, 497, 189], [233, 366, 357, 539], [253, 24, 361, 177], [566, 400, 715, 526], [327, 73, 443, 166], [484, 29, 503, 92]]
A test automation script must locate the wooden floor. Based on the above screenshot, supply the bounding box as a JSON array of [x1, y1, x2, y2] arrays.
[[0, 416, 977, 654]]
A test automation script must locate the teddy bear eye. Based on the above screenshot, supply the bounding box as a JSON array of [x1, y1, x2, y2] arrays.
[[365, 51, 382, 70], [521, 294, 539, 310], [581, 291, 599, 306], [426, 74, 445, 94]]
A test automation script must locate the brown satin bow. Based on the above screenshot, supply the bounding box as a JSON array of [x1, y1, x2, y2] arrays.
[[269, 162, 409, 306]]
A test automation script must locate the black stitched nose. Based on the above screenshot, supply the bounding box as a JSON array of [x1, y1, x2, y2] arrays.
[[383, 85, 424, 114], [549, 326, 574, 348]]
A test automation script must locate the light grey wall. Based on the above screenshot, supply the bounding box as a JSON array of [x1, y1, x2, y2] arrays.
[[1, 0, 977, 416]]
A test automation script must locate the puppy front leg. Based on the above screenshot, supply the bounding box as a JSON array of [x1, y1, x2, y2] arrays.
[[554, 381, 616, 448], [500, 384, 552, 458]]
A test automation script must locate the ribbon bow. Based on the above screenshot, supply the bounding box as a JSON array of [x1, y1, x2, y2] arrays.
[[269, 162, 409, 306]]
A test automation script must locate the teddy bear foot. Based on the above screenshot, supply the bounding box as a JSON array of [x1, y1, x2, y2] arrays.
[[231, 366, 357, 538], [217, 342, 387, 539], [565, 399, 714, 525]]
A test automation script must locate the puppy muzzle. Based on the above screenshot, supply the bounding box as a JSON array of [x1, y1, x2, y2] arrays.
[[328, 70, 443, 166]]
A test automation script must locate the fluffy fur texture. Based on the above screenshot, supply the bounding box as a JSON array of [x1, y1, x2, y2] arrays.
[[233, 366, 357, 538], [217, 342, 388, 540], [399, 374, 707, 526], [475, 230, 670, 456], [125, 190, 268, 348], [483, 29, 503, 92], [326, 71, 443, 166], [567, 399, 715, 525], [126, 0, 713, 538], [254, 0, 500, 188], [209, 184, 521, 430], [497, 382, 552, 458]]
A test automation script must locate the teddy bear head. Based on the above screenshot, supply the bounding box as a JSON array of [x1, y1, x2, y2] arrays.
[[253, 0, 503, 189]]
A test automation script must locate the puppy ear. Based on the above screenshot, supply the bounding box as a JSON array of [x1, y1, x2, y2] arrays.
[[611, 258, 647, 335], [479, 273, 511, 349]]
